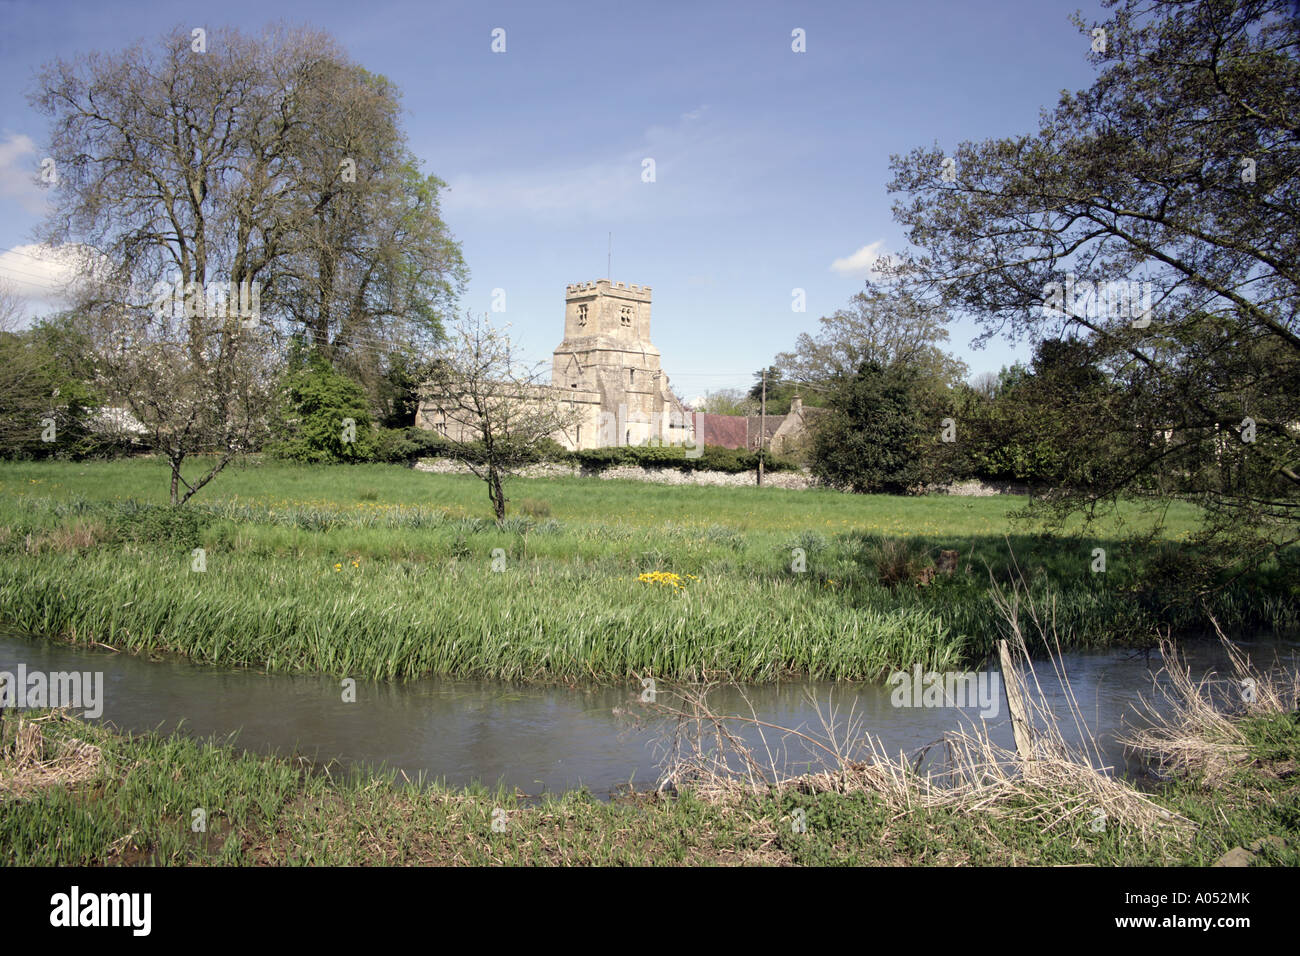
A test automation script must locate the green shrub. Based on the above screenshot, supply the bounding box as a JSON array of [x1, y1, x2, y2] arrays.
[[114, 504, 211, 550], [267, 360, 377, 463], [374, 427, 451, 464], [570, 443, 799, 474]]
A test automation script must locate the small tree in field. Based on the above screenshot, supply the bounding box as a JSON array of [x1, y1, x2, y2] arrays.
[[419, 314, 583, 522], [78, 282, 279, 505]]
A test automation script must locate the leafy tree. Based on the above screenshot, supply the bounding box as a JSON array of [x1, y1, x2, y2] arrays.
[[0, 284, 52, 457], [30, 25, 464, 500], [810, 361, 933, 493], [886, 0, 1300, 575], [745, 366, 788, 415], [374, 349, 428, 429], [776, 283, 968, 393], [269, 357, 377, 463], [957, 339, 1114, 484]]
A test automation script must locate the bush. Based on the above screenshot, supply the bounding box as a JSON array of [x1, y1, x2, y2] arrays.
[[267, 360, 377, 463], [373, 427, 451, 464], [569, 442, 799, 474], [572, 445, 635, 469], [114, 503, 211, 550]]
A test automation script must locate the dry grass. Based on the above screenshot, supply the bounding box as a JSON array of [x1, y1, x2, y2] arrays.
[[22, 521, 107, 554], [1121, 615, 1300, 787], [0, 712, 104, 798], [866, 537, 935, 588], [644, 573, 1197, 851]]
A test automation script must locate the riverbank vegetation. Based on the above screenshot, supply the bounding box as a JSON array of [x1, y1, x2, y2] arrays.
[[0, 458, 1296, 683], [3, 619, 1296, 866]]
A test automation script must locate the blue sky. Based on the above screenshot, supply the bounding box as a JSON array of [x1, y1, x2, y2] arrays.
[[0, 0, 1109, 400]]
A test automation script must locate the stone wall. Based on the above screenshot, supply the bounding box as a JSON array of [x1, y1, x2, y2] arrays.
[[414, 458, 819, 489], [414, 459, 1034, 495], [923, 478, 1035, 497]]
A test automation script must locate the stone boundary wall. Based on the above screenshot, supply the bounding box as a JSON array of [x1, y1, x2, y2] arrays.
[[414, 458, 818, 489], [922, 479, 1036, 497], [414, 459, 1036, 495], [414, 459, 1040, 495]]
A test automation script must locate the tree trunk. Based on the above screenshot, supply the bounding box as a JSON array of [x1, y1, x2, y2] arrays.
[[488, 466, 506, 522]]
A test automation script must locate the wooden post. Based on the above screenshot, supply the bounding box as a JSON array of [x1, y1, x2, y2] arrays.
[[999, 639, 1034, 765]]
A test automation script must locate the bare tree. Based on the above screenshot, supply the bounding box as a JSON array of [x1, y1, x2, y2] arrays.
[[419, 314, 584, 522], [695, 387, 756, 417], [969, 370, 1001, 400], [0, 281, 25, 335]]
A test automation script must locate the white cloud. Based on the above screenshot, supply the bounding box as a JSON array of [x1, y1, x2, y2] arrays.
[[0, 244, 94, 320], [0, 133, 52, 216], [442, 109, 766, 222], [830, 240, 892, 279], [445, 159, 641, 218]]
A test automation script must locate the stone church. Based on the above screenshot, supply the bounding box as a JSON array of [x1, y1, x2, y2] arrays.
[[552, 279, 693, 449], [418, 279, 696, 451]]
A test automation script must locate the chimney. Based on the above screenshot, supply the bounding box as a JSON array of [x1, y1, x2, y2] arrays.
[[790, 395, 803, 414]]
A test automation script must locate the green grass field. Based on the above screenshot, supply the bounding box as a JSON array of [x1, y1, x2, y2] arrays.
[[0, 457, 1294, 683]]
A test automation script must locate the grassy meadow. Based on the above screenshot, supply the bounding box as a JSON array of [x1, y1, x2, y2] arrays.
[[0, 457, 1295, 683]]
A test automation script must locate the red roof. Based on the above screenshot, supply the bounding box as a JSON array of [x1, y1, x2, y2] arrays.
[[699, 414, 749, 449]]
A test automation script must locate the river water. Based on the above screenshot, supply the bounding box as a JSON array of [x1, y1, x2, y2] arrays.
[[2, 630, 1296, 798]]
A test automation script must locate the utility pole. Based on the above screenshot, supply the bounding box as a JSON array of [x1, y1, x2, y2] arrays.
[[758, 368, 766, 486]]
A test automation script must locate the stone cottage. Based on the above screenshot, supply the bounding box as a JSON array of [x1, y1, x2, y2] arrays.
[[698, 396, 826, 456]]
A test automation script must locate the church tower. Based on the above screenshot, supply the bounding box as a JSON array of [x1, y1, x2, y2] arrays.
[[552, 280, 689, 448]]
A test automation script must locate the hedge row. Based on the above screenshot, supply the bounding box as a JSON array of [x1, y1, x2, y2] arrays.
[[367, 427, 800, 473]]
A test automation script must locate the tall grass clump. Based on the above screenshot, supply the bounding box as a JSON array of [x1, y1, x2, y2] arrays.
[[0, 549, 964, 682], [646, 575, 1198, 857]]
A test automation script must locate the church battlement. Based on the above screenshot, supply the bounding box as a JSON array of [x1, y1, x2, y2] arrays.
[[565, 279, 652, 300]]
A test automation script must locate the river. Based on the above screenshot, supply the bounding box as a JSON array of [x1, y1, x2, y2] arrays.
[[2, 630, 1295, 798]]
